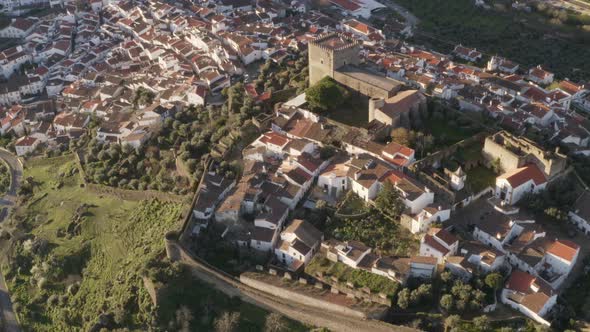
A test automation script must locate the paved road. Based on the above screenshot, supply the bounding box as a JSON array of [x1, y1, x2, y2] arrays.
[[0, 148, 22, 332]]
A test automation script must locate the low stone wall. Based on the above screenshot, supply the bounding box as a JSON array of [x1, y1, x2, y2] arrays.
[[312, 274, 392, 307], [240, 273, 374, 320], [165, 238, 408, 332]]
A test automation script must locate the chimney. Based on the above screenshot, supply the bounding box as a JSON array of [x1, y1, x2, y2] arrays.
[[354, 171, 360, 181]]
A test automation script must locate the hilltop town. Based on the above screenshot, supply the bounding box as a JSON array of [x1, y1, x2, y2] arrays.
[[0, 0, 589, 331]]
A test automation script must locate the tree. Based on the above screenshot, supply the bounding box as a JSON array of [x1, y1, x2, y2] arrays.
[[319, 145, 336, 160], [472, 315, 490, 331], [440, 271, 453, 284], [440, 294, 454, 312], [214, 312, 240, 332], [375, 180, 405, 219], [175, 306, 193, 332], [491, 158, 502, 173], [305, 76, 349, 112], [485, 272, 503, 291], [544, 207, 568, 222], [397, 288, 410, 309], [264, 313, 286, 332], [444, 315, 461, 332]]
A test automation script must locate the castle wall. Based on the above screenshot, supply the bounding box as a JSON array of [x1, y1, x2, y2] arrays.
[[482, 132, 567, 178], [482, 137, 520, 172], [333, 71, 392, 99], [309, 44, 335, 85]]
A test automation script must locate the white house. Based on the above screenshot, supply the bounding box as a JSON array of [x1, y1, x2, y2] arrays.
[[382, 170, 434, 214], [14, 135, 39, 156], [527, 66, 554, 86], [419, 228, 458, 263], [323, 239, 371, 268], [568, 191, 590, 235], [274, 219, 323, 271], [501, 270, 557, 326], [495, 164, 547, 205], [380, 141, 415, 168], [193, 172, 235, 220], [473, 219, 537, 253], [348, 158, 392, 202], [541, 239, 580, 288], [318, 160, 349, 198], [251, 131, 290, 157], [461, 241, 506, 273], [251, 226, 278, 252], [453, 45, 482, 62], [254, 196, 289, 230], [409, 256, 437, 279], [405, 205, 451, 234]]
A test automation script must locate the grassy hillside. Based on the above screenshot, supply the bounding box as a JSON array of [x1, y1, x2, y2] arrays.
[[1, 155, 307, 331], [397, 0, 590, 80]]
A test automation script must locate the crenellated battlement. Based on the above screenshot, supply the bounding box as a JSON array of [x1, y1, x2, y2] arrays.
[[309, 32, 360, 52]]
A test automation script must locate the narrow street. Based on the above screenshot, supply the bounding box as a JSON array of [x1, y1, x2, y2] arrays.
[[0, 148, 22, 332]]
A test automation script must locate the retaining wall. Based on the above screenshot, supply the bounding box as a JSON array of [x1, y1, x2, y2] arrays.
[[240, 274, 371, 319]]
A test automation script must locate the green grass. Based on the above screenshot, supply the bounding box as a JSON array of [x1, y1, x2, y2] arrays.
[[305, 256, 400, 297], [3, 155, 309, 331], [465, 166, 497, 193], [327, 209, 419, 256], [424, 120, 472, 147]]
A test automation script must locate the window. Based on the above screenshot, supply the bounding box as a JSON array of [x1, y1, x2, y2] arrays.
[[320, 59, 324, 64]]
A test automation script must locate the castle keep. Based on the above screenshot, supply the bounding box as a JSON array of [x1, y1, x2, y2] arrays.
[[308, 33, 401, 100]]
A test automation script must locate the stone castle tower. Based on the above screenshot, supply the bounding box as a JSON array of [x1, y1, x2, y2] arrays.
[[308, 33, 361, 85]]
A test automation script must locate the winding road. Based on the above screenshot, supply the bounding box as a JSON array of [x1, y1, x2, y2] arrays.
[[0, 148, 22, 332]]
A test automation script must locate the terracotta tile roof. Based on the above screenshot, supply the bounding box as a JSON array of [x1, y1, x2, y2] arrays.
[[260, 131, 289, 147], [410, 256, 437, 265], [505, 270, 554, 314], [422, 234, 449, 256], [15, 136, 37, 146], [382, 141, 414, 158], [498, 164, 547, 188], [329, 0, 360, 11], [434, 228, 457, 247], [559, 80, 583, 95], [547, 239, 579, 262], [379, 90, 424, 118]]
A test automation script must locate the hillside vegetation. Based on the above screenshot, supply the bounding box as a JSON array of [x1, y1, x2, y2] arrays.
[[0, 155, 306, 331], [398, 0, 590, 80]]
